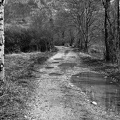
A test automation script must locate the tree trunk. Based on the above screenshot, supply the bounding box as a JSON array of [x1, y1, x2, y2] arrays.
[[85, 24, 89, 52], [116, 0, 120, 69], [84, 4, 89, 52], [0, 1, 4, 82], [69, 29, 74, 47], [84, 41, 88, 52], [77, 29, 83, 50], [104, 0, 111, 61], [70, 37, 74, 46]]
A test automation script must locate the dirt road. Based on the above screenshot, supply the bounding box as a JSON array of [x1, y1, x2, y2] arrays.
[[25, 46, 119, 120]]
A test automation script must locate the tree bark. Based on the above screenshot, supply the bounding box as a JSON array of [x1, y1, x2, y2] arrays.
[[104, 0, 111, 61], [116, 0, 120, 69], [0, 1, 4, 82], [85, 22, 89, 52], [69, 29, 74, 46]]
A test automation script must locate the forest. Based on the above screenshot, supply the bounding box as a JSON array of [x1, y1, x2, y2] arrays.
[[4, 0, 120, 67], [4, 0, 119, 59]]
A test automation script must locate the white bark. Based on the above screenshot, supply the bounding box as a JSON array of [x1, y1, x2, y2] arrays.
[[0, 2, 4, 81]]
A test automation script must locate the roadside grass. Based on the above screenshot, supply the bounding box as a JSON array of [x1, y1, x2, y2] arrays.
[[0, 51, 56, 120]]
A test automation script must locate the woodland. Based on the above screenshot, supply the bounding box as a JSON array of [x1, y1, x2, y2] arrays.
[[4, 0, 120, 63]]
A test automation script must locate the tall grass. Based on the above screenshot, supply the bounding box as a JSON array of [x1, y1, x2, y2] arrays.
[[0, 51, 54, 120]]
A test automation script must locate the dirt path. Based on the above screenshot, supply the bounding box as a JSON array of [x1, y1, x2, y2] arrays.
[[25, 46, 119, 120]]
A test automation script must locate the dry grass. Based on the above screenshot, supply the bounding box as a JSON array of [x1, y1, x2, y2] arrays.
[[0, 51, 54, 120]]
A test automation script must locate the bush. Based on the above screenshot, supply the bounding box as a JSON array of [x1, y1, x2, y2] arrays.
[[5, 26, 53, 54]]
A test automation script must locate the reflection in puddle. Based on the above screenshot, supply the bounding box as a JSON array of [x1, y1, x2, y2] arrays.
[[71, 72, 120, 115]]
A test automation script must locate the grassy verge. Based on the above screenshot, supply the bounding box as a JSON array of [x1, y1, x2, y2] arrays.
[[0, 50, 57, 120]]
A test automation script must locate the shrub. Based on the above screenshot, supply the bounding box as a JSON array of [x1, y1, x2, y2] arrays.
[[5, 26, 53, 54]]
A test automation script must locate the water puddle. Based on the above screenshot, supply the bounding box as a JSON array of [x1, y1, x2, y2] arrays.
[[70, 56, 76, 58], [49, 72, 63, 76], [53, 58, 64, 61], [45, 66, 54, 69], [58, 63, 77, 68], [64, 50, 70, 54], [52, 61, 60, 64], [71, 72, 120, 115], [37, 71, 47, 74]]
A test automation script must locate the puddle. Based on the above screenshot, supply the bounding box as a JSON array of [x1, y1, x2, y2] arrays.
[[53, 58, 64, 60], [71, 72, 120, 115], [45, 66, 54, 69], [49, 72, 63, 76], [38, 71, 47, 74], [64, 50, 70, 54], [58, 63, 77, 68], [52, 61, 60, 64], [70, 56, 76, 58]]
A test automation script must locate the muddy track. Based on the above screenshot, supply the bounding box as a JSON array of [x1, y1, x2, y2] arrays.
[[25, 46, 120, 120]]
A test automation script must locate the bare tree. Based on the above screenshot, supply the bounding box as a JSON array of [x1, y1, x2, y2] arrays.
[[102, 0, 112, 61], [60, 0, 101, 51]]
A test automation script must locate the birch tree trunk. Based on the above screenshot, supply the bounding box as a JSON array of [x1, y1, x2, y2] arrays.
[[0, 1, 4, 82]]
